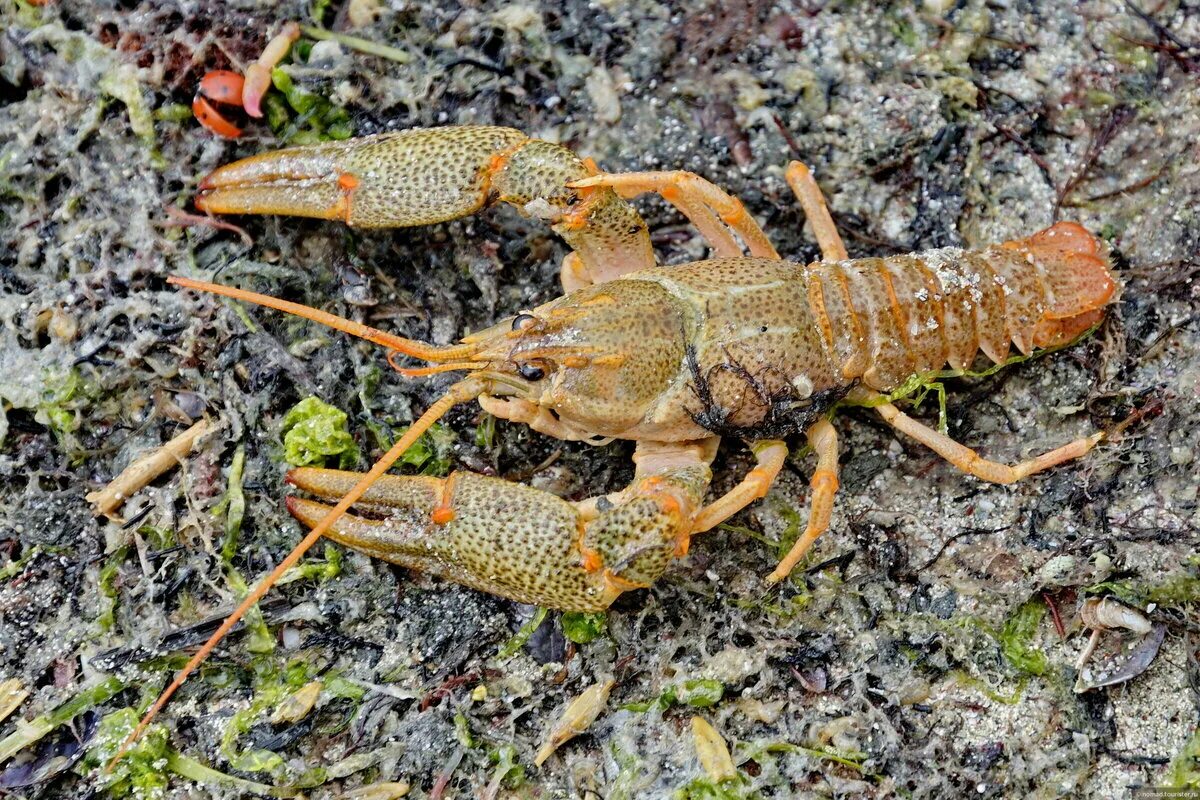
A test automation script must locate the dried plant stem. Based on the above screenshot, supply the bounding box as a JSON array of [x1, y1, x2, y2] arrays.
[[85, 419, 212, 519]]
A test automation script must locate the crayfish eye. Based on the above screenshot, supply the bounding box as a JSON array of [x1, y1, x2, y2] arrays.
[[516, 361, 546, 381], [512, 313, 538, 332]]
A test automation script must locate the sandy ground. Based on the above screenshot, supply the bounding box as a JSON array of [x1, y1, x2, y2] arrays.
[[1, 1, 1198, 798]]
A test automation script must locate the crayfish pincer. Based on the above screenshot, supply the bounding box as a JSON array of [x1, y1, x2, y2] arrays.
[[111, 125, 1117, 762]]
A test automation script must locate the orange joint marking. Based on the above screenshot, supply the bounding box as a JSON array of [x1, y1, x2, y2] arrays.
[[603, 570, 647, 592], [581, 547, 603, 573], [747, 467, 773, 498], [811, 469, 839, 492], [336, 172, 360, 224], [431, 473, 458, 525], [876, 264, 914, 362], [805, 272, 835, 355], [560, 179, 601, 231], [559, 211, 589, 231], [592, 353, 626, 368], [720, 200, 746, 225], [576, 519, 603, 572], [661, 185, 682, 202], [834, 269, 865, 341], [832, 268, 868, 376], [641, 479, 683, 520], [483, 140, 525, 197], [486, 153, 511, 198], [657, 493, 681, 517], [581, 157, 600, 176]]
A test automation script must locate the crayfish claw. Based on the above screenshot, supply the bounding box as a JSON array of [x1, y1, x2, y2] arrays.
[[284, 457, 712, 611], [194, 125, 655, 280], [286, 468, 619, 610]]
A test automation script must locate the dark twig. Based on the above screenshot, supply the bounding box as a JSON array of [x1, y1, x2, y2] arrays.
[[1124, 2, 1200, 73], [991, 120, 1057, 190], [1043, 591, 1066, 640], [1062, 164, 1167, 206], [771, 112, 804, 158], [914, 526, 1013, 573], [976, 81, 1057, 189], [1054, 104, 1135, 219]]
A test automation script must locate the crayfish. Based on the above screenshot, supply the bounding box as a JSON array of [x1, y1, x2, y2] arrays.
[[113, 125, 1117, 759]]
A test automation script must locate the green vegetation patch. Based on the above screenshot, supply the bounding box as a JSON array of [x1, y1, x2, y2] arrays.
[[998, 599, 1049, 677], [282, 396, 360, 469], [623, 679, 726, 712], [561, 611, 607, 643]]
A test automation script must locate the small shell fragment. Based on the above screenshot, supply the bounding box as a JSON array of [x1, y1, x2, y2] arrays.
[[1079, 597, 1151, 634], [1075, 597, 1158, 682], [271, 680, 323, 724], [691, 716, 737, 783], [338, 782, 411, 800], [534, 678, 614, 766], [1076, 623, 1167, 693], [0, 678, 29, 725], [346, 0, 381, 28]]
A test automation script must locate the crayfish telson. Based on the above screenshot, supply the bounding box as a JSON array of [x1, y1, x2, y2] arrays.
[[112, 126, 1117, 761]]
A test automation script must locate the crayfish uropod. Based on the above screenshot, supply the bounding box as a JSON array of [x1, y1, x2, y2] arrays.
[[111, 126, 1117, 762]]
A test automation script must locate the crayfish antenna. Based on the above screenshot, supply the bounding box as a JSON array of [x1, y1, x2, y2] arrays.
[[107, 377, 486, 771], [167, 275, 480, 363]]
